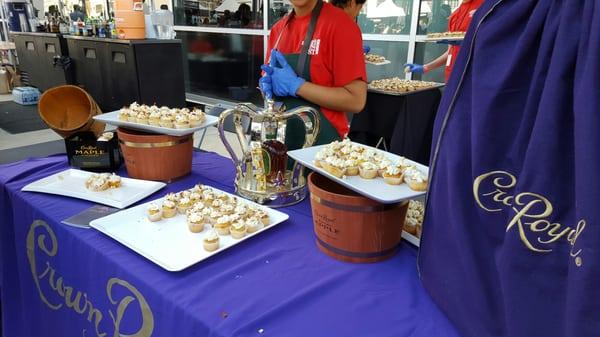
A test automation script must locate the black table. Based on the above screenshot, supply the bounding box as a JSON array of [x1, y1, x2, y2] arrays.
[[349, 88, 442, 165]]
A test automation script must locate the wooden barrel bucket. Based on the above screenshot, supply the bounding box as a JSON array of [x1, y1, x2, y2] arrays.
[[308, 172, 408, 263], [38, 85, 105, 138], [117, 127, 193, 182]]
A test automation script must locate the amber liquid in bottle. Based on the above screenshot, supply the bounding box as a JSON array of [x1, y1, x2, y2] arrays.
[[262, 138, 287, 185]]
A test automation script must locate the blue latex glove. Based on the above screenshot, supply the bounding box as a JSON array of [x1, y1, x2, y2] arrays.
[[446, 40, 462, 46], [403, 63, 425, 74], [258, 73, 273, 100], [261, 49, 306, 98], [363, 45, 371, 54]]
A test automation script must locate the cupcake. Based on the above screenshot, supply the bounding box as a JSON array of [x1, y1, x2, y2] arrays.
[[162, 200, 177, 218], [255, 209, 270, 226], [191, 201, 205, 213], [358, 161, 378, 179], [201, 207, 214, 221], [188, 113, 203, 127], [203, 229, 220, 252], [211, 199, 224, 209], [159, 114, 174, 128], [230, 220, 247, 239], [344, 159, 359, 176], [174, 114, 190, 129], [314, 149, 327, 168], [245, 216, 263, 233], [127, 110, 138, 122], [189, 192, 202, 204], [177, 197, 192, 214], [118, 108, 130, 121], [220, 204, 235, 215], [89, 177, 109, 192], [234, 204, 248, 218], [165, 192, 179, 203], [402, 166, 428, 191], [382, 164, 404, 185], [209, 210, 222, 225], [108, 173, 121, 188], [322, 157, 346, 178], [377, 159, 392, 177], [136, 111, 149, 125], [148, 111, 161, 126], [187, 212, 205, 233], [147, 204, 162, 222], [214, 215, 231, 235]]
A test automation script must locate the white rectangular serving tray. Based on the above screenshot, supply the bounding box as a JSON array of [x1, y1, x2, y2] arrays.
[[89, 188, 290, 272], [93, 111, 219, 136], [21, 169, 166, 209], [288, 143, 429, 204]]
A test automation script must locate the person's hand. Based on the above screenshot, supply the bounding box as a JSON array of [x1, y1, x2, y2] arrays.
[[403, 63, 425, 74], [258, 73, 273, 100], [363, 45, 371, 54], [260, 49, 306, 97]]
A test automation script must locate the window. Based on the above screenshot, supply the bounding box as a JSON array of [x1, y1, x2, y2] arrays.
[[365, 41, 409, 81], [358, 0, 413, 35], [173, 0, 264, 28], [179, 31, 264, 104]]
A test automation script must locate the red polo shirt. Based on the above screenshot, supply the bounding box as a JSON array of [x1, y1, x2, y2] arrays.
[[445, 0, 484, 80], [267, 3, 367, 138]]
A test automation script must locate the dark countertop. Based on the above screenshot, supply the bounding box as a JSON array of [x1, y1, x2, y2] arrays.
[[9, 31, 62, 38], [63, 35, 181, 44]]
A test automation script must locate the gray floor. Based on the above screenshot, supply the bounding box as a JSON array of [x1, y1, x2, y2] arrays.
[[0, 95, 240, 164]]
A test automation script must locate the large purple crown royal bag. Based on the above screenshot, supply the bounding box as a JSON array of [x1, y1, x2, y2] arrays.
[[419, 1, 600, 337]]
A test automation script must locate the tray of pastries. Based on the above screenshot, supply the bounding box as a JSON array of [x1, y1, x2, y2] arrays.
[[21, 169, 166, 209], [368, 77, 444, 96], [288, 139, 429, 204], [93, 102, 219, 136], [90, 184, 289, 272], [401, 198, 425, 246], [424, 31, 465, 42], [365, 54, 391, 65]]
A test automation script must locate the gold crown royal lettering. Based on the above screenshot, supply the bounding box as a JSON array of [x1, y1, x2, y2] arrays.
[[472, 171, 586, 267], [26, 220, 155, 337]]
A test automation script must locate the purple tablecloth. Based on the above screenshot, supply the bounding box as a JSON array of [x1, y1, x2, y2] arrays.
[[0, 151, 460, 337]]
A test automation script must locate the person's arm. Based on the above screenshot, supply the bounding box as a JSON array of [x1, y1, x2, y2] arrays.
[[424, 47, 450, 72], [296, 80, 366, 114]]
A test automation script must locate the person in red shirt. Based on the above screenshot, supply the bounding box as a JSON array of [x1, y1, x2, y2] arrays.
[[404, 0, 484, 81], [259, 0, 367, 145]]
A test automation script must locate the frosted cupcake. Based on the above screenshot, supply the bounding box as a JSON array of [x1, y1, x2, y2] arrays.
[[174, 114, 190, 129], [162, 200, 177, 218], [214, 215, 231, 235], [108, 173, 121, 188], [344, 159, 359, 176], [203, 229, 220, 252], [159, 114, 174, 128], [188, 113, 203, 127], [230, 220, 247, 239], [358, 161, 378, 179], [382, 164, 404, 185], [187, 212, 205, 233], [147, 204, 162, 222], [402, 166, 428, 191], [177, 197, 192, 214], [245, 216, 263, 233], [148, 110, 161, 126]]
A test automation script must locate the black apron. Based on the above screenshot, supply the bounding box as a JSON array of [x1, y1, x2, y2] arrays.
[[272, 0, 341, 151]]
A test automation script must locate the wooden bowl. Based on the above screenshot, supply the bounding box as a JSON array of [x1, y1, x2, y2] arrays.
[[38, 85, 104, 139], [308, 172, 408, 263]]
